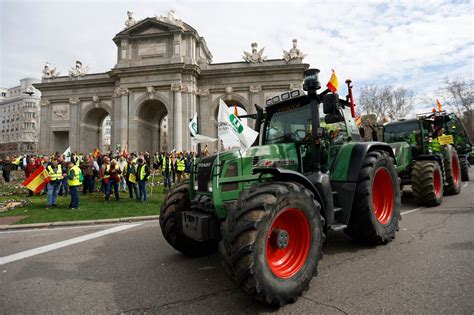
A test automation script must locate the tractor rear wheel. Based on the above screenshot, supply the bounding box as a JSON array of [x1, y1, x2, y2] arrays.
[[459, 156, 470, 182], [444, 148, 462, 195], [411, 161, 443, 206], [345, 150, 401, 244], [219, 182, 324, 306], [159, 182, 218, 256]]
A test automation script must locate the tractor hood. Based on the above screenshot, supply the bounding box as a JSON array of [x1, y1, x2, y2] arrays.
[[193, 143, 299, 194]]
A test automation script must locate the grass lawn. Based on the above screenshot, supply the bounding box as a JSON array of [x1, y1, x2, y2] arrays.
[[0, 171, 168, 225]]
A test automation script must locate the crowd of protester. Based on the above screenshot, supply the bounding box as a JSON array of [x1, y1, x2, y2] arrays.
[[0, 148, 207, 210]]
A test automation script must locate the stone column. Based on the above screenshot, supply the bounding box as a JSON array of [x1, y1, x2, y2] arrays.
[[249, 85, 262, 130], [171, 83, 183, 151], [171, 33, 183, 63], [69, 97, 80, 151], [196, 88, 210, 154], [39, 99, 50, 153], [113, 87, 129, 150]]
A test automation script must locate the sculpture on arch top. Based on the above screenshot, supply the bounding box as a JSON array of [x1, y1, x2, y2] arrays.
[[69, 60, 88, 78], [243, 43, 267, 63], [283, 39, 306, 63], [42, 62, 60, 79], [155, 10, 185, 29], [124, 11, 137, 29]]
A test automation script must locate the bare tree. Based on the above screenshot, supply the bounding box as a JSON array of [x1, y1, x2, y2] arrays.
[[388, 88, 414, 120], [358, 85, 414, 123], [358, 85, 387, 122], [443, 78, 473, 138]]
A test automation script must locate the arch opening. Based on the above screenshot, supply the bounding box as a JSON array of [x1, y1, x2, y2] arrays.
[[136, 99, 168, 153], [81, 107, 112, 153]]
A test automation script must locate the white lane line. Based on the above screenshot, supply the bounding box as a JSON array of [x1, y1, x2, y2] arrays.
[[0, 223, 142, 266], [401, 207, 424, 216], [463, 182, 468, 187], [0, 221, 155, 234]]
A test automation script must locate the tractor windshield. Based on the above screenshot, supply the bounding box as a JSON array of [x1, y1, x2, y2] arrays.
[[383, 121, 421, 144], [264, 103, 312, 144]]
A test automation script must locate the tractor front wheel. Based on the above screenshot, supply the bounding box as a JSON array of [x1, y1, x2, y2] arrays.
[[444, 148, 462, 195], [345, 150, 401, 244], [219, 182, 324, 306], [159, 182, 218, 256], [411, 161, 443, 207], [459, 156, 470, 182]]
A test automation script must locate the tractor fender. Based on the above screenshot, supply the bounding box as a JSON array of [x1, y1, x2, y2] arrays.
[[330, 142, 396, 183], [253, 167, 335, 225]]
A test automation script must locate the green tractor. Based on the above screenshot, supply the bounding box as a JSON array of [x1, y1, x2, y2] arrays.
[[382, 111, 468, 207], [160, 69, 401, 306]]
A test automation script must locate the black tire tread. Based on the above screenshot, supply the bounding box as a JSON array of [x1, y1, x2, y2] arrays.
[[411, 161, 442, 207], [444, 149, 462, 195], [345, 150, 401, 244], [460, 156, 470, 182], [219, 181, 324, 306], [159, 181, 217, 256]]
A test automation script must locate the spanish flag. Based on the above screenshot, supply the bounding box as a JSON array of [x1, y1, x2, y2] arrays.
[[436, 99, 442, 112], [21, 165, 50, 193], [92, 148, 100, 158], [327, 69, 339, 93]]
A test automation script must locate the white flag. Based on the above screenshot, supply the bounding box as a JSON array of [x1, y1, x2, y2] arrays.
[[188, 112, 217, 146], [218, 99, 258, 150], [62, 146, 71, 162], [189, 113, 198, 137]]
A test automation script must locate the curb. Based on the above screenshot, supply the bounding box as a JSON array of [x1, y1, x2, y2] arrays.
[[0, 215, 160, 231]]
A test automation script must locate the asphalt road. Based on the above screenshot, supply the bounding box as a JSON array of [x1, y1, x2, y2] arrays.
[[1, 170, 473, 314]]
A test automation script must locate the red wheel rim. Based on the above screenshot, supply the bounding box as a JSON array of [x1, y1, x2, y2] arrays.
[[372, 168, 394, 225], [266, 208, 311, 279], [452, 156, 460, 186], [434, 168, 441, 198]]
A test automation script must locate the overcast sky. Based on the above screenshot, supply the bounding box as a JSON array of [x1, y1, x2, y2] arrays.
[[0, 0, 472, 110]]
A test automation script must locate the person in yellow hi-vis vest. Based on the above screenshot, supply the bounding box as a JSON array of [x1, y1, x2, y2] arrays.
[[124, 156, 139, 200], [46, 157, 63, 209], [137, 158, 150, 202], [67, 161, 82, 209], [429, 127, 443, 153], [176, 152, 186, 183]]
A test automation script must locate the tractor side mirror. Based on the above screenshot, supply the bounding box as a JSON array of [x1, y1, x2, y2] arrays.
[[323, 93, 339, 114]]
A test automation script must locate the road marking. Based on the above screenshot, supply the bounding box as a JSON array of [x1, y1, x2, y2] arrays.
[[0, 223, 142, 266], [463, 182, 468, 187], [401, 207, 424, 216], [0, 221, 156, 234]]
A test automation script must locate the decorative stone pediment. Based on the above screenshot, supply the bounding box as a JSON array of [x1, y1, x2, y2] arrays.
[[136, 27, 170, 36], [114, 18, 187, 39]]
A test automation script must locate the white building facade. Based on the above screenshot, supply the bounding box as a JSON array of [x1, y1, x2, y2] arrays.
[[0, 78, 41, 157]]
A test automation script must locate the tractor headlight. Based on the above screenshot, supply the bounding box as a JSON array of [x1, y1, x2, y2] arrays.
[[207, 181, 213, 192]]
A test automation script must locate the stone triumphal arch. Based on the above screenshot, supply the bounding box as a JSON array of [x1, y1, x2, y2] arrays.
[[35, 11, 308, 153]]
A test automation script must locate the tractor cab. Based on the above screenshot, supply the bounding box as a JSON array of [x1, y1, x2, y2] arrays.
[[257, 72, 362, 174]]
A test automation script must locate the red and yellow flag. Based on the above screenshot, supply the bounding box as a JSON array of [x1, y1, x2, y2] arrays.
[[21, 165, 50, 193], [327, 69, 339, 93], [355, 115, 362, 127], [234, 104, 239, 117], [122, 144, 128, 156], [92, 148, 100, 158], [436, 99, 442, 112]]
